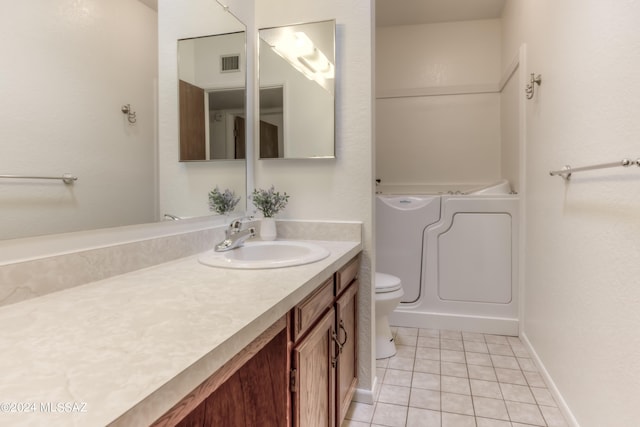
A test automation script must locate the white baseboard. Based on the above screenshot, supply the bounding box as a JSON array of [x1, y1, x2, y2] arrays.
[[352, 376, 378, 405], [520, 332, 580, 427], [389, 310, 519, 336]]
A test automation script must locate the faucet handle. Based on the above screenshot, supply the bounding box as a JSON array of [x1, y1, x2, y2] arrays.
[[227, 215, 254, 236], [229, 215, 253, 227]]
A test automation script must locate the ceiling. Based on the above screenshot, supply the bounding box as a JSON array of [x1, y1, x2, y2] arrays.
[[376, 0, 507, 27], [136, 0, 506, 26]]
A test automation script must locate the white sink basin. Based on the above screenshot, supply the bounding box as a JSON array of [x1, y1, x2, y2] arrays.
[[198, 241, 330, 269]]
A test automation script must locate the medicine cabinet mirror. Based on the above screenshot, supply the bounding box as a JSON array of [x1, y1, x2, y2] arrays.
[[178, 30, 247, 161], [258, 20, 336, 159]]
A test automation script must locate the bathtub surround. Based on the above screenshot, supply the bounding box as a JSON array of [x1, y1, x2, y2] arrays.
[[376, 19, 503, 186], [376, 178, 513, 196], [376, 16, 522, 196]]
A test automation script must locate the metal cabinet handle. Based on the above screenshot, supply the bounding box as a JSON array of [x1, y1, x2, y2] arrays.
[[331, 330, 342, 368], [338, 320, 348, 351]]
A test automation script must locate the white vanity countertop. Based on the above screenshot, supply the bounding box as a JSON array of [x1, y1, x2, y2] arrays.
[[0, 239, 361, 427]]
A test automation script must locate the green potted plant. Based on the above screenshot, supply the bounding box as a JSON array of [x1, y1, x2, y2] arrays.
[[251, 185, 290, 240], [208, 187, 240, 216]]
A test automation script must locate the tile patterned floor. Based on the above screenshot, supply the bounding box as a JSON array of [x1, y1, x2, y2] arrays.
[[343, 327, 569, 427]]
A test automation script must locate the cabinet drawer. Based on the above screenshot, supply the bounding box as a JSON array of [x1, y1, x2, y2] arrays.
[[335, 256, 360, 297], [293, 278, 334, 342]]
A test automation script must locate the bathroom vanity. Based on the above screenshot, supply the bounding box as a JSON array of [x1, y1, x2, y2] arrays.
[[154, 254, 360, 427], [291, 255, 359, 427], [0, 236, 361, 427]]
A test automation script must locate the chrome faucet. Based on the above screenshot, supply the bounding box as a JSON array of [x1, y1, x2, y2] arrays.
[[215, 218, 256, 252], [163, 213, 182, 221]]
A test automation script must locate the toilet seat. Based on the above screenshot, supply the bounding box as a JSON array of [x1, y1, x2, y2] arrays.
[[376, 272, 402, 293]]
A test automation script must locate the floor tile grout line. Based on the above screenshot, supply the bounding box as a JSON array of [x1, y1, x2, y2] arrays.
[[461, 339, 479, 424], [355, 327, 564, 427]]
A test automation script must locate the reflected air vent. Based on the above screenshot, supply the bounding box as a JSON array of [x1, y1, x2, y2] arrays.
[[221, 54, 240, 72]]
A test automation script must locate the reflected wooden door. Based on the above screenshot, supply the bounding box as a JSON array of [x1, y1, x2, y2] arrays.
[[234, 116, 246, 159], [260, 120, 279, 158], [179, 79, 205, 160]]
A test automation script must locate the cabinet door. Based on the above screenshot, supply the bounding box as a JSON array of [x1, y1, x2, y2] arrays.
[[335, 281, 358, 426], [203, 328, 288, 426], [292, 309, 337, 427], [175, 400, 205, 427]]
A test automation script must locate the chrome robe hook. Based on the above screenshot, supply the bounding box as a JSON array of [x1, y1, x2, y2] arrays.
[[121, 104, 137, 124], [525, 73, 542, 99]]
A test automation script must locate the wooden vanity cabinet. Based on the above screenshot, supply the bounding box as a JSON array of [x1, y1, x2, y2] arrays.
[[153, 254, 360, 427], [153, 318, 289, 427], [335, 278, 358, 425], [290, 255, 360, 427], [291, 308, 336, 426], [195, 326, 288, 427]]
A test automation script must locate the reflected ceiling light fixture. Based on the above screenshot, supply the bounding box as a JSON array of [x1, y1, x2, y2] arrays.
[[271, 31, 334, 82], [295, 33, 334, 78]]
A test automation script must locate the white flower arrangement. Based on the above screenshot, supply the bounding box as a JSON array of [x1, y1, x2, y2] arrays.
[[251, 186, 290, 218], [208, 187, 240, 215]]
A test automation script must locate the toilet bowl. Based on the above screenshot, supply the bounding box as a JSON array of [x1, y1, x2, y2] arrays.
[[375, 272, 404, 359]]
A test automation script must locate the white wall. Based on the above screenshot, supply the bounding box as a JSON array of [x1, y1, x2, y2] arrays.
[[255, 0, 375, 395], [158, 0, 247, 218], [500, 58, 521, 193], [503, 1, 640, 425], [376, 20, 502, 185], [178, 33, 245, 90], [377, 94, 501, 184], [0, 0, 157, 240], [158, 0, 375, 396]]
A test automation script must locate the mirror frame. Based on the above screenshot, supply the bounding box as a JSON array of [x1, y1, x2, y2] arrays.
[[257, 19, 336, 160]]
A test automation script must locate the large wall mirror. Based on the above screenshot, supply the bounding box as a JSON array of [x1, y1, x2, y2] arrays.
[[178, 30, 247, 161], [0, 0, 248, 241], [0, 0, 159, 241], [258, 20, 336, 159]]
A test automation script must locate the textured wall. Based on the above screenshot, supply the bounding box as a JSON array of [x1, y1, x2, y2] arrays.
[[503, 1, 640, 425], [376, 20, 502, 186], [158, 0, 375, 396], [254, 0, 375, 396], [376, 93, 501, 184], [500, 62, 521, 193], [158, 0, 247, 218], [0, 0, 157, 240]]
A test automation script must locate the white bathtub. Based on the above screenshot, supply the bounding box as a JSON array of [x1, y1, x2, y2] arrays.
[[376, 179, 514, 196], [376, 180, 519, 335]]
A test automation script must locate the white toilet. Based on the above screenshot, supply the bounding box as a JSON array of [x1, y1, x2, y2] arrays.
[[375, 272, 404, 359]]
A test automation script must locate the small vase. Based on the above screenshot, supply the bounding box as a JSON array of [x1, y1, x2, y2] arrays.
[[260, 217, 277, 241]]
